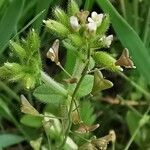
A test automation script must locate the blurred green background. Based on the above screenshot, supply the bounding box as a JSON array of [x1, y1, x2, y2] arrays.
[[0, 0, 150, 149]]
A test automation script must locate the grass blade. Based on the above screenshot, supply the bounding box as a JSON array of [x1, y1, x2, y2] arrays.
[[12, 10, 46, 40], [33, 0, 53, 32], [96, 0, 150, 85], [0, 0, 24, 54], [0, 134, 25, 148], [143, 8, 150, 46]]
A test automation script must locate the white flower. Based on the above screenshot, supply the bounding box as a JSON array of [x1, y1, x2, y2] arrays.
[[87, 22, 97, 32], [88, 11, 103, 27], [70, 16, 80, 30], [100, 35, 113, 48]]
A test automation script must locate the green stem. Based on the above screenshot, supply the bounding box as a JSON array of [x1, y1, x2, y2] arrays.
[[59, 45, 91, 149], [57, 63, 72, 78], [0, 80, 20, 102], [112, 142, 115, 150], [41, 71, 68, 96], [46, 131, 51, 150], [124, 105, 150, 150], [118, 72, 150, 99]]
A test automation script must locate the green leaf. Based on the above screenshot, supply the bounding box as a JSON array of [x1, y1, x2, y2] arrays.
[[69, 75, 94, 98], [77, 75, 94, 98], [0, 134, 24, 148], [0, 0, 24, 54], [80, 101, 96, 125], [33, 84, 67, 104], [33, 0, 53, 32], [96, 0, 150, 85], [20, 115, 42, 128]]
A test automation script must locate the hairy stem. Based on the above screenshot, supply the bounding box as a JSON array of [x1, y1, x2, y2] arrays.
[[59, 43, 91, 148]]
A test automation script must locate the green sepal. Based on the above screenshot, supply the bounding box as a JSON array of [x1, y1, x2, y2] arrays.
[[54, 7, 69, 27], [0, 62, 23, 80], [10, 41, 26, 61], [44, 19, 70, 37], [67, 0, 79, 16], [68, 34, 83, 47], [23, 30, 40, 55], [97, 14, 110, 35]]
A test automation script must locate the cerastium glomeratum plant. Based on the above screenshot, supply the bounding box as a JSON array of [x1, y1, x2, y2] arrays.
[[0, 0, 135, 149]]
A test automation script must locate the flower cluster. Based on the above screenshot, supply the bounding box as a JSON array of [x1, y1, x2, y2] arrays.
[[44, 1, 113, 52]]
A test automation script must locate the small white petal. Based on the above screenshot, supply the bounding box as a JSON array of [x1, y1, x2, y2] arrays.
[[97, 14, 103, 26], [88, 17, 94, 23], [87, 22, 97, 32], [88, 12, 104, 27], [106, 35, 113, 41], [105, 35, 113, 47], [99, 35, 113, 48], [91, 11, 98, 19], [70, 16, 79, 30]]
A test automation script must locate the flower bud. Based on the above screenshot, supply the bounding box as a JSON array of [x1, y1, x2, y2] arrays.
[[70, 16, 80, 31], [10, 41, 26, 60], [97, 14, 110, 35], [54, 7, 68, 26], [0, 62, 23, 80], [68, 0, 79, 16], [43, 19, 69, 37], [68, 34, 83, 47], [24, 75, 36, 89]]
